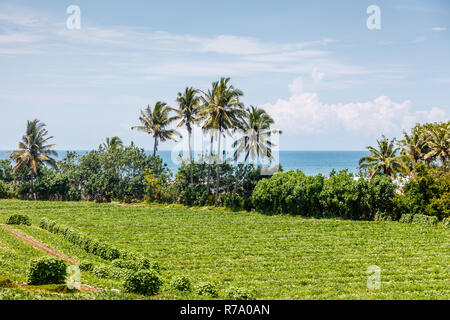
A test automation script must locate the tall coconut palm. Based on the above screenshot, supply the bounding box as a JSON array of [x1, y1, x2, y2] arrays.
[[132, 102, 181, 156], [200, 81, 220, 196], [199, 77, 244, 204], [232, 106, 281, 163], [9, 119, 58, 198], [100, 136, 123, 152], [359, 135, 410, 178], [400, 129, 426, 168], [174, 87, 201, 189], [232, 106, 281, 192], [424, 122, 450, 166]]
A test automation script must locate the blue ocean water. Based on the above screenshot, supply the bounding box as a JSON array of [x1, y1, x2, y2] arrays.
[[0, 150, 367, 176]]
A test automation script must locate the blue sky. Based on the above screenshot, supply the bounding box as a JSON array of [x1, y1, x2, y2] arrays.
[[0, 0, 449, 150]]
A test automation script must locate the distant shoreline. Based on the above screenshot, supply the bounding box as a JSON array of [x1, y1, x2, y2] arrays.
[[0, 150, 368, 176]]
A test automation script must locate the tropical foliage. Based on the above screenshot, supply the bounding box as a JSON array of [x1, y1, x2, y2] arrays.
[[359, 135, 409, 178]]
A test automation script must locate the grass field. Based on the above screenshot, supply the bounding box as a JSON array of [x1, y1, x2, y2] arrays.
[[0, 199, 448, 300]]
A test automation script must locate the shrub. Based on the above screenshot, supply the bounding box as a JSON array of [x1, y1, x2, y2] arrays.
[[0, 180, 10, 199], [222, 193, 245, 211], [171, 276, 191, 292], [319, 171, 367, 220], [226, 287, 254, 300], [5, 214, 31, 226], [112, 259, 139, 271], [426, 192, 450, 220], [442, 217, 450, 228], [109, 268, 132, 280], [0, 275, 16, 288], [196, 282, 218, 298], [401, 163, 449, 220], [79, 261, 94, 272], [411, 214, 438, 226], [123, 270, 162, 296], [27, 257, 67, 285], [399, 214, 413, 224], [92, 266, 110, 279]]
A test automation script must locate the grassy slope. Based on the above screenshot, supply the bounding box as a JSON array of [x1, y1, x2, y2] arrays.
[[0, 199, 448, 300]]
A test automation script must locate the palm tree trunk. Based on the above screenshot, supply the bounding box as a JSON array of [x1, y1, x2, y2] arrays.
[[188, 130, 193, 191], [214, 131, 221, 205], [30, 172, 36, 200], [153, 136, 158, 157], [206, 134, 213, 195]]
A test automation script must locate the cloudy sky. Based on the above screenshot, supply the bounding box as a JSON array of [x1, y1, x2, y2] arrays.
[[0, 0, 449, 150]]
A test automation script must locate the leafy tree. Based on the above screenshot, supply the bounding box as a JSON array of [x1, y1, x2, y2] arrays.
[[132, 102, 181, 156], [0, 160, 13, 183]]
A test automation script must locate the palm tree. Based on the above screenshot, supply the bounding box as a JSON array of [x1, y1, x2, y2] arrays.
[[199, 77, 244, 204], [200, 81, 220, 196], [9, 119, 58, 197], [232, 106, 281, 163], [424, 122, 449, 166], [400, 129, 425, 168], [101, 136, 123, 152], [174, 87, 201, 189], [132, 102, 181, 156], [359, 135, 410, 179], [232, 106, 281, 192]]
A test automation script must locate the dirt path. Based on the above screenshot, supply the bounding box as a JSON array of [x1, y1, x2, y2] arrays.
[[0, 225, 77, 265], [0, 243, 13, 252]]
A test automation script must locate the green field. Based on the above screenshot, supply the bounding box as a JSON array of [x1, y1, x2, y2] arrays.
[[0, 199, 448, 300]]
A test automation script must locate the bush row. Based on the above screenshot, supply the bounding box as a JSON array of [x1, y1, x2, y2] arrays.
[[252, 170, 397, 220], [39, 218, 153, 267], [5, 214, 31, 226], [399, 213, 439, 226]]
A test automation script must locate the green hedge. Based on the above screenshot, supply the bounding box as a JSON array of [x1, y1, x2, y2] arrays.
[[27, 257, 67, 285], [39, 218, 145, 262], [399, 214, 413, 224], [400, 213, 438, 226], [412, 214, 438, 226], [442, 217, 450, 228], [252, 170, 396, 220], [5, 214, 31, 226]]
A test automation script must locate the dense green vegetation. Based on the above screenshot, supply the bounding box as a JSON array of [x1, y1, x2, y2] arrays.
[[0, 77, 448, 300], [0, 200, 448, 300]]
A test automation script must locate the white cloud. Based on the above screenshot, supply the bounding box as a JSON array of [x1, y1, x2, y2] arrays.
[[432, 27, 447, 32], [288, 77, 304, 94], [261, 79, 447, 137], [412, 36, 426, 43], [311, 67, 324, 82]]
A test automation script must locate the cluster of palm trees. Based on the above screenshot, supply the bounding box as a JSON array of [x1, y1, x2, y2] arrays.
[[359, 122, 449, 179], [131, 77, 280, 204]]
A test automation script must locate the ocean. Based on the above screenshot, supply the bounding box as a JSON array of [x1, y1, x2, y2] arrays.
[[0, 150, 367, 176]]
